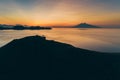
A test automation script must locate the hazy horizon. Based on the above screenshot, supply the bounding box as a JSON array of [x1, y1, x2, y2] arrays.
[[0, 0, 120, 27]]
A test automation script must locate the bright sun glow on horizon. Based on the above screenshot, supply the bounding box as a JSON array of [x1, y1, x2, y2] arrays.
[[0, 0, 120, 27]]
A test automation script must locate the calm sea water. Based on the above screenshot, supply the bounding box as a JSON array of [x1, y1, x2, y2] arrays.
[[0, 28, 120, 53]]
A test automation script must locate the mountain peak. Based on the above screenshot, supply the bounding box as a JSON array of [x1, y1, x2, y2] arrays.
[[74, 23, 100, 28]]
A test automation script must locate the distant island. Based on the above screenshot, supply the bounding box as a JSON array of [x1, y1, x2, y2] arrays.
[[0, 24, 52, 30], [74, 23, 101, 28]]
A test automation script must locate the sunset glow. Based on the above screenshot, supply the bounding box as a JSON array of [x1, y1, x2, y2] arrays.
[[0, 0, 120, 27]]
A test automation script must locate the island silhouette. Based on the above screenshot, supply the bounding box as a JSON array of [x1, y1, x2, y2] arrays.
[[0, 35, 120, 80], [0, 25, 52, 30], [74, 23, 100, 28]]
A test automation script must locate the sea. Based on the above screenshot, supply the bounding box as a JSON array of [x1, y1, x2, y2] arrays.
[[0, 28, 120, 53]]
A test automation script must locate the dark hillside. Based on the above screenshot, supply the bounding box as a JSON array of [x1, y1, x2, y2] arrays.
[[0, 36, 120, 80]]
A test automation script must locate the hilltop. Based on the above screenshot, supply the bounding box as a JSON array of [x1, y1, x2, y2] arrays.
[[0, 36, 120, 80]]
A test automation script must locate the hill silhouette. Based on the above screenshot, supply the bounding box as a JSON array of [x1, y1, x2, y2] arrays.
[[0, 36, 120, 80], [74, 23, 100, 28], [0, 25, 52, 30]]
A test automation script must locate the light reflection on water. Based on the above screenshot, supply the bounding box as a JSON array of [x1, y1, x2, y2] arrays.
[[0, 28, 120, 53]]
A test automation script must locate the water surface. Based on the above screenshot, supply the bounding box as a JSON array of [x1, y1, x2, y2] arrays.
[[0, 28, 120, 53]]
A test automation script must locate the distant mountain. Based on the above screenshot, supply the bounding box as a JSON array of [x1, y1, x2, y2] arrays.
[[0, 25, 52, 30], [74, 23, 100, 28]]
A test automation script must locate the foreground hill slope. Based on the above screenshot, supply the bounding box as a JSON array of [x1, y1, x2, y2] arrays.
[[0, 36, 120, 80]]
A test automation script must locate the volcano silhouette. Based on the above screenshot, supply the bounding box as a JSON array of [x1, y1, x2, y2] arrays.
[[74, 23, 100, 28]]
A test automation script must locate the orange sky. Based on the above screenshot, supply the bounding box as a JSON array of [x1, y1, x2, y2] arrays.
[[0, 0, 120, 27]]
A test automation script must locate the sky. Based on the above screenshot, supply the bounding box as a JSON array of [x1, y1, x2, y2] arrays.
[[0, 0, 120, 27]]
